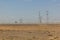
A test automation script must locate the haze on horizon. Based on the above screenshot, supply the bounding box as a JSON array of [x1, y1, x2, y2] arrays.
[[0, 0, 60, 24]]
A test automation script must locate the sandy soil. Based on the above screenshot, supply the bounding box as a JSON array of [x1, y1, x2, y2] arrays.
[[0, 24, 60, 40], [0, 24, 59, 31]]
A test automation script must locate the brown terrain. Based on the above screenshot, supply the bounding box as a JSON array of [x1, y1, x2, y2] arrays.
[[0, 24, 60, 40]]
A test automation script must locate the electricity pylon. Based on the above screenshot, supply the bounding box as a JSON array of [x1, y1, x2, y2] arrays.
[[39, 11, 42, 24], [46, 11, 49, 24], [19, 18, 23, 24]]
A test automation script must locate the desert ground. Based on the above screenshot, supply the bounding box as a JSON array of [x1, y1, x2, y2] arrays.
[[0, 24, 60, 40]]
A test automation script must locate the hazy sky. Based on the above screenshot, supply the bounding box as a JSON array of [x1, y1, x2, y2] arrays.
[[0, 0, 60, 23]]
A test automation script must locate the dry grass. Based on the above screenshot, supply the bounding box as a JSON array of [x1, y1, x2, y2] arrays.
[[0, 24, 60, 40], [0, 24, 59, 31]]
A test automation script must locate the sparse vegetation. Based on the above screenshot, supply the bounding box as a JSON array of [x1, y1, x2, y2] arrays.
[[0, 24, 59, 40]]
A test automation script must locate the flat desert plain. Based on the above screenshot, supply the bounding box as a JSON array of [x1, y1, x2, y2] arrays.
[[0, 24, 60, 40]]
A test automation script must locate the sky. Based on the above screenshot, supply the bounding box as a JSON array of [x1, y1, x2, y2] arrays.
[[0, 0, 60, 24]]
